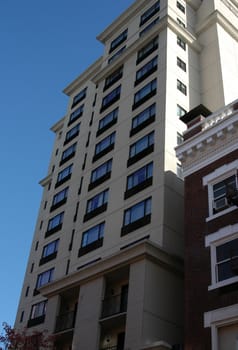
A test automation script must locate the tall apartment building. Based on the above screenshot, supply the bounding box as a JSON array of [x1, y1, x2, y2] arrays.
[[15, 1, 238, 349], [176, 100, 238, 350]]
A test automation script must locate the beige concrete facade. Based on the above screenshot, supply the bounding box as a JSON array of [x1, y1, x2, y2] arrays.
[[15, 0, 238, 349]]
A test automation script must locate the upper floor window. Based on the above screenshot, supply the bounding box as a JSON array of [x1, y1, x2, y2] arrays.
[[140, 1, 160, 26], [215, 238, 238, 283], [40, 239, 59, 265], [55, 164, 73, 188], [128, 131, 154, 166], [97, 108, 118, 137], [177, 1, 185, 13], [177, 18, 185, 28], [130, 103, 156, 136], [121, 197, 152, 235], [60, 143, 77, 165], [104, 66, 123, 91], [35, 269, 54, 292], [71, 87, 87, 109], [84, 189, 109, 221], [135, 56, 158, 86], [68, 104, 84, 126], [93, 132, 116, 162], [64, 123, 80, 145], [89, 159, 112, 190], [51, 187, 69, 211], [177, 57, 186, 72], [30, 300, 47, 320], [177, 36, 186, 50], [177, 79, 187, 95], [100, 86, 121, 113], [137, 36, 158, 64], [109, 29, 128, 53], [46, 212, 64, 237], [177, 104, 187, 118], [139, 17, 160, 37], [133, 79, 157, 110], [108, 46, 126, 64], [125, 162, 153, 199], [212, 175, 237, 214], [78, 222, 105, 257]]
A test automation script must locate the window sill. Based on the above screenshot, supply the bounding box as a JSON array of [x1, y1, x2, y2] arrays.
[[27, 315, 45, 328], [127, 144, 154, 167], [206, 205, 237, 222], [59, 152, 76, 166], [208, 276, 238, 291], [130, 115, 155, 137], [63, 131, 79, 146], [39, 252, 57, 266], [96, 119, 117, 137], [121, 214, 151, 236]]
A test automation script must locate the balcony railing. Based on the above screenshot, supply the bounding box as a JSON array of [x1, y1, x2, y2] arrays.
[[101, 292, 128, 319], [55, 310, 75, 333]]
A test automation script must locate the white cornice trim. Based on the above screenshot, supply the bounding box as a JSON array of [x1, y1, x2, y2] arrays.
[[39, 174, 52, 187], [204, 303, 238, 328], [50, 116, 65, 133]]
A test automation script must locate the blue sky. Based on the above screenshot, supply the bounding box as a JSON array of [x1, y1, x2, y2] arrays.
[[0, 0, 134, 328]]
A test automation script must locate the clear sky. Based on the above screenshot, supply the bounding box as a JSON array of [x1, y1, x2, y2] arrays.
[[0, 0, 135, 329]]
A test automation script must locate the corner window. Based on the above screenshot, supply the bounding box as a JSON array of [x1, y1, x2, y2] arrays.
[[137, 36, 158, 64], [130, 103, 156, 136], [177, 79, 187, 95], [104, 66, 123, 91], [60, 143, 77, 165], [128, 131, 154, 166], [121, 197, 152, 235], [135, 56, 158, 86], [132, 79, 157, 110], [68, 105, 84, 126], [71, 87, 87, 109], [93, 132, 116, 162], [125, 162, 153, 199], [177, 36, 186, 50], [55, 164, 73, 188], [109, 29, 128, 53], [97, 108, 118, 137], [100, 86, 121, 112], [78, 222, 105, 257], [140, 1, 160, 26], [64, 123, 80, 145], [89, 159, 112, 190]]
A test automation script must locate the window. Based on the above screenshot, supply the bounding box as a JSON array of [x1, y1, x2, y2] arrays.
[[177, 79, 187, 95], [50, 187, 69, 211], [29, 300, 47, 325], [78, 222, 105, 257], [36, 268, 54, 290], [177, 18, 185, 28], [64, 123, 80, 145], [177, 36, 186, 50], [133, 79, 157, 110], [60, 143, 77, 165], [68, 104, 84, 126], [55, 164, 73, 188], [177, 1, 185, 13], [45, 212, 64, 237], [101, 86, 121, 112], [135, 56, 158, 85], [137, 36, 158, 64], [108, 46, 126, 64], [84, 189, 109, 221], [71, 87, 87, 108], [140, 1, 160, 26], [93, 132, 116, 162], [177, 104, 187, 118], [139, 17, 160, 37], [130, 103, 156, 136], [128, 131, 154, 166], [89, 159, 112, 190], [97, 108, 118, 137], [215, 238, 238, 282], [177, 57, 186, 72], [104, 66, 123, 91], [125, 162, 153, 199], [109, 29, 128, 53], [40, 239, 59, 265], [212, 175, 237, 214], [121, 197, 152, 235]]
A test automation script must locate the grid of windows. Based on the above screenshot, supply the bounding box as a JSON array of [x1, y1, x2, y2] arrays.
[[97, 108, 118, 136], [109, 29, 128, 53], [133, 79, 157, 109], [177, 79, 187, 95], [104, 66, 123, 91], [139, 17, 160, 37], [68, 105, 84, 125], [177, 36, 186, 50], [71, 87, 87, 108], [137, 36, 158, 64], [64, 123, 80, 144], [135, 56, 158, 85], [140, 1, 160, 26], [131, 103, 156, 136], [177, 57, 186, 72], [36, 268, 54, 289], [101, 86, 121, 112]]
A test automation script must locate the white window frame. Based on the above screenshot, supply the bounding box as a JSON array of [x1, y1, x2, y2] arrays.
[[205, 222, 238, 290], [203, 160, 238, 221]]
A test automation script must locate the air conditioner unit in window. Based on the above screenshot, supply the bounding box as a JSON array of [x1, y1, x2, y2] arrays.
[[213, 197, 229, 212]]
